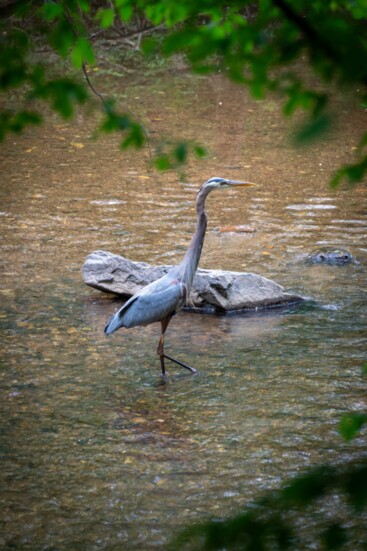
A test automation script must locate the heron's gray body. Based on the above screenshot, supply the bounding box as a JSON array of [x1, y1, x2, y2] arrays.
[[104, 177, 256, 376], [105, 269, 187, 332]]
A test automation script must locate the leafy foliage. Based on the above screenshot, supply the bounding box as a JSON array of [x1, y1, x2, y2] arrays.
[[0, 0, 366, 178], [154, 141, 207, 170], [172, 358, 367, 550], [0, 110, 41, 141], [173, 460, 367, 550]]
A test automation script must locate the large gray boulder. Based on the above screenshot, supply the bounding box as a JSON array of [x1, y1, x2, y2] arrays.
[[82, 250, 303, 313]]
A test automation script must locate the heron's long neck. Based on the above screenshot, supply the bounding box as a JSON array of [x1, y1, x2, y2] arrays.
[[178, 186, 210, 288]]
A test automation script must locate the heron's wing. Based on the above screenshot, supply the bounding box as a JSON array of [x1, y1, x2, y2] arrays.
[[105, 277, 186, 334]]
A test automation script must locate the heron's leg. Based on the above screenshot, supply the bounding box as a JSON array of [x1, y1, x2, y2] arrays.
[[157, 315, 198, 375], [157, 334, 166, 376], [163, 353, 198, 374], [157, 315, 171, 376]]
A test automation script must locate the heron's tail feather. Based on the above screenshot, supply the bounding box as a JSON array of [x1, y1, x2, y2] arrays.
[[104, 295, 138, 335], [104, 312, 122, 335]]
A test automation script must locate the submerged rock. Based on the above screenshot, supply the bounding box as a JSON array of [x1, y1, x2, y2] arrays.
[[82, 250, 303, 313], [307, 248, 358, 265]]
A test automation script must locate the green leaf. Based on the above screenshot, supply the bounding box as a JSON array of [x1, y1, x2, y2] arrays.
[[343, 464, 367, 512], [174, 142, 187, 163], [121, 124, 145, 149], [101, 110, 131, 132], [339, 413, 367, 441], [283, 83, 326, 116], [117, 4, 133, 22], [99, 106, 145, 149], [71, 38, 95, 68], [41, 1, 64, 21], [294, 114, 332, 145], [0, 29, 30, 90], [49, 18, 74, 57], [77, 0, 90, 13], [281, 467, 335, 507], [0, 57, 27, 89], [97, 8, 115, 29], [154, 155, 172, 171], [321, 523, 347, 550], [194, 145, 207, 158], [0, 110, 41, 141], [145, 4, 166, 25], [31, 79, 88, 119], [162, 28, 198, 56], [331, 155, 367, 187]]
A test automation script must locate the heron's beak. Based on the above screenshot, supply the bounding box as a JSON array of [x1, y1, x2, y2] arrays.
[[227, 180, 257, 187]]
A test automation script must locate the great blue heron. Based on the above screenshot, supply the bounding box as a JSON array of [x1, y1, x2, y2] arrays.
[[105, 177, 256, 376]]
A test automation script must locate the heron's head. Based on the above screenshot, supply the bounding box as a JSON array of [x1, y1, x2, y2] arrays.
[[200, 177, 256, 192]]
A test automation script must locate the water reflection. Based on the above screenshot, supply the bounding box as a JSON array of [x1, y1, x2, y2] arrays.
[[0, 70, 366, 549]]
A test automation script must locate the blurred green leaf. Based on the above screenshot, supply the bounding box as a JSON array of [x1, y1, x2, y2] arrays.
[[174, 142, 187, 163], [294, 114, 332, 145], [144, 3, 166, 25], [0, 110, 41, 141], [0, 58, 26, 89], [101, 108, 131, 132], [77, 0, 90, 13], [194, 145, 207, 158], [339, 413, 367, 441], [281, 467, 335, 507], [0, 29, 29, 89], [174, 459, 367, 550], [97, 8, 115, 29], [41, 2, 64, 21], [99, 105, 145, 149], [118, 4, 133, 22], [283, 83, 326, 116], [71, 37, 95, 68], [154, 155, 171, 170], [121, 123, 145, 149], [49, 18, 75, 57], [343, 464, 367, 512], [331, 155, 367, 187], [31, 79, 88, 118], [321, 523, 347, 550]]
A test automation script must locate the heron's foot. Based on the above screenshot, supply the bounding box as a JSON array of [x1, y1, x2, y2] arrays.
[[162, 353, 199, 375], [159, 355, 166, 377], [160, 372, 169, 384]]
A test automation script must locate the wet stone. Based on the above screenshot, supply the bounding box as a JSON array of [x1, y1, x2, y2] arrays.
[[307, 248, 358, 265], [82, 250, 303, 313]]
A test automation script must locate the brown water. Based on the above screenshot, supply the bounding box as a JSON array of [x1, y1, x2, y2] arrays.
[[1, 70, 366, 549]]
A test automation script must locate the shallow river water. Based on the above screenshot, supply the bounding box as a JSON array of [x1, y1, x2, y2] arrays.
[[1, 68, 367, 549]]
